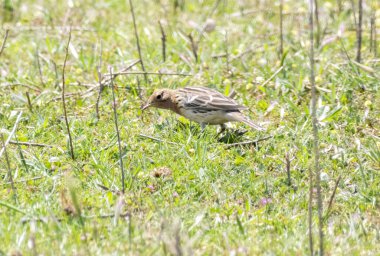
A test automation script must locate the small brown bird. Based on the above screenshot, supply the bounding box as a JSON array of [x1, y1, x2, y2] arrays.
[[142, 86, 264, 131]]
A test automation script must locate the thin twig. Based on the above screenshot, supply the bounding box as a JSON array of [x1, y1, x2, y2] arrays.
[[94, 59, 141, 118], [188, 33, 198, 62], [25, 92, 33, 113], [308, 1, 315, 255], [110, 66, 125, 194], [325, 175, 342, 219], [20, 212, 130, 224], [51, 59, 60, 88], [129, 0, 147, 83], [261, 66, 284, 87], [356, 0, 363, 63], [36, 48, 45, 86], [0, 111, 23, 158], [224, 136, 273, 148], [1, 176, 49, 185], [8, 140, 53, 148], [285, 152, 293, 186], [197, 0, 221, 42], [279, 0, 284, 57], [224, 31, 231, 75], [310, 0, 324, 254], [95, 39, 103, 120], [62, 28, 75, 160], [14, 133, 28, 173], [0, 29, 10, 58], [0, 83, 41, 92], [314, 0, 321, 47], [138, 133, 178, 145], [230, 46, 265, 61], [1, 134, 17, 202], [103, 71, 191, 77], [370, 14, 375, 53], [136, 76, 143, 100], [159, 20, 167, 62], [373, 13, 377, 57], [350, 0, 357, 31]]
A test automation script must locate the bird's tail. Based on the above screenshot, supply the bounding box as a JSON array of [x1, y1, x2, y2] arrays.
[[231, 112, 266, 131]]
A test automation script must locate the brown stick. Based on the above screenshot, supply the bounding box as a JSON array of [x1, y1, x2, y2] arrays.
[[308, 1, 315, 255], [109, 66, 125, 194], [62, 28, 75, 160], [285, 152, 292, 186], [26, 92, 33, 113], [188, 33, 198, 62], [0, 83, 41, 92], [374, 14, 378, 57], [128, 0, 147, 83], [0, 29, 9, 58], [356, 0, 363, 63], [36, 48, 45, 86], [314, 0, 321, 47], [325, 175, 342, 219], [95, 39, 103, 120], [370, 14, 374, 53], [159, 20, 167, 62], [103, 71, 191, 77], [310, 0, 324, 254], [9, 140, 53, 148], [224, 31, 231, 75], [279, 0, 284, 57]]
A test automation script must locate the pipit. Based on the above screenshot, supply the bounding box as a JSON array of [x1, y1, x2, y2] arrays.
[[142, 86, 264, 131]]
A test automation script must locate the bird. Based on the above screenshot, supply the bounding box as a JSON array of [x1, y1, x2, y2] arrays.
[[141, 86, 265, 131]]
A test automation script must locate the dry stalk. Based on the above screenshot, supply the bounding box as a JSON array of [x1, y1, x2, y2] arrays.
[[95, 39, 103, 120], [62, 28, 75, 160], [128, 0, 147, 83], [159, 20, 167, 62], [0, 29, 10, 57], [109, 66, 125, 194], [25, 92, 33, 112], [309, 0, 324, 254], [279, 0, 284, 56], [356, 0, 363, 63]]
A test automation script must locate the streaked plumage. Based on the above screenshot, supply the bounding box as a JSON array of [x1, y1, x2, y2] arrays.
[[142, 86, 264, 131]]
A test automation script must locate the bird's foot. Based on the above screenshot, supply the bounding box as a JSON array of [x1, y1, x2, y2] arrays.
[[217, 126, 247, 143]]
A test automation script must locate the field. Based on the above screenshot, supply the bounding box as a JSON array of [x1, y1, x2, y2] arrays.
[[0, 0, 379, 255]]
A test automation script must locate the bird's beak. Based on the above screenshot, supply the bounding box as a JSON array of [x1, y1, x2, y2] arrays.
[[141, 103, 151, 111]]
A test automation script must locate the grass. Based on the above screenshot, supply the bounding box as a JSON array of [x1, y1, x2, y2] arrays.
[[1, 0, 379, 255]]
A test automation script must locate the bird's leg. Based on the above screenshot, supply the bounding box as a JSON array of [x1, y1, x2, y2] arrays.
[[200, 123, 206, 132], [216, 123, 227, 137], [220, 123, 227, 133]]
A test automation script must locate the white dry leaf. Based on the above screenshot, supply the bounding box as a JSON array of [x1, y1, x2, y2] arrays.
[[203, 18, 216, 33], [69, 43, 79, 60]]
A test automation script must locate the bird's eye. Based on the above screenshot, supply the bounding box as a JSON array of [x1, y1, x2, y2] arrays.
[[156, 94, 162, 100]]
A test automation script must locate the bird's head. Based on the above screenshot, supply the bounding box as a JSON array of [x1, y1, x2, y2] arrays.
[[141, 89, 173, 110]]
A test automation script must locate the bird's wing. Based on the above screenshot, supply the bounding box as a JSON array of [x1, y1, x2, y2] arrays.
[[178, 87, 248, 111]]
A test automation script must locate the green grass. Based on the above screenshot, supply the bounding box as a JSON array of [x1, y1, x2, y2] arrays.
[[1, 0, 379, 255]]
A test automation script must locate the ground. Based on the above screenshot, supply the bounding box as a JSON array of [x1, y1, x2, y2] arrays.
[[0, 0, 379, 255]]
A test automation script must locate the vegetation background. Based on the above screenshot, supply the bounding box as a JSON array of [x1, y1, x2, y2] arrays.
[[0, 0, 379, 255]]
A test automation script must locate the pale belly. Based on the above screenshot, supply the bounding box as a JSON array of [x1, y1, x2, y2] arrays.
[[179, 108, 236, 125]]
